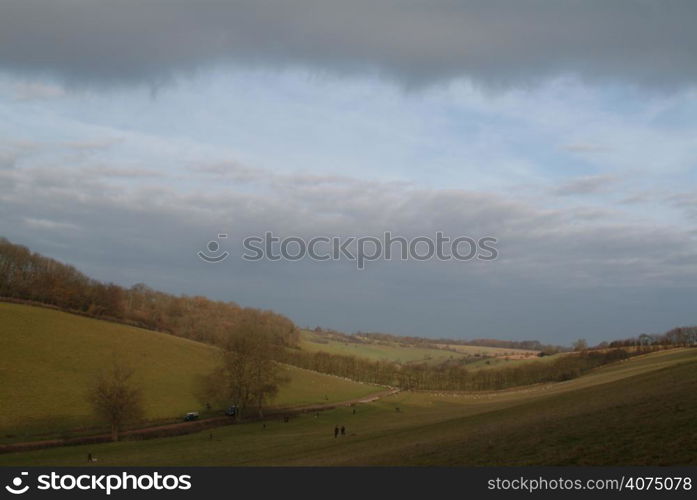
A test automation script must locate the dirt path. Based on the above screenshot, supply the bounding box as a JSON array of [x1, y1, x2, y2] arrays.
[[0, 387, 400, 455]]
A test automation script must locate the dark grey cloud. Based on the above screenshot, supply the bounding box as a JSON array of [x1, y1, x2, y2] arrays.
[[552, 175, 618, 196], [1, 1, 696, 88]]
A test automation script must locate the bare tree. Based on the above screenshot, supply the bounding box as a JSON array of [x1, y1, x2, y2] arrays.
[[88, 359, 144, 441], [572, 338, 588, 352], [196, 317, 288, 418]]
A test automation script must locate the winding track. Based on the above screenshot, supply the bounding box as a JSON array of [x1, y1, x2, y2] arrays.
[[0, 387, 400, 454]]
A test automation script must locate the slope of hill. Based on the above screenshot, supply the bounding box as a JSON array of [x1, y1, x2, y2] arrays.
[[3, 347, 694, 466], [0, 302, 381, 442]]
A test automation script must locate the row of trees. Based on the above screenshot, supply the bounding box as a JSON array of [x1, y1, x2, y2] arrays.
[[355, 331, 564, 352], [275, 344, 656, 391], [0, 238, 298, 348], [609, 327, 697, 348]]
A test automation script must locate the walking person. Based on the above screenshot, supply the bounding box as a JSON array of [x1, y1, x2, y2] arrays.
[[341, 425, 346, 436], [334, 425, 339, 438]]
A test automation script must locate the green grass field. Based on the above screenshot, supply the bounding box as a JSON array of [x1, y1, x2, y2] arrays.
[[0, 303, 382, 442], [299, 330, 461, 364], [299, 330, 536, 365], [2, 347, 694, 466], [463, 350, 567, 370], [434, 342, 540, 358]]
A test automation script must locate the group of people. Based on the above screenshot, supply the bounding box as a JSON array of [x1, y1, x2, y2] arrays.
[[333, 425, 346, 438]]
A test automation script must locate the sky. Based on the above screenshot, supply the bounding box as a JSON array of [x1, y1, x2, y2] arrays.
[[1, 1, 697, 345]]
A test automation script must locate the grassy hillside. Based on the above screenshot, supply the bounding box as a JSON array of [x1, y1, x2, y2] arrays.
[[3, 347, 694, 466], [0, 303, 381, 442], [299, 330, 538, 365]]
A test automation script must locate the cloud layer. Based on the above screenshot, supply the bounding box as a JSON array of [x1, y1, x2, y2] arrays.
[[2, 127, 697, 343], [1, 1, 696, 88]]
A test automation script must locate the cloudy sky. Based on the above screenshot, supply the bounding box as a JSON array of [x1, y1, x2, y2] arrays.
[[1, 1, 697, 344]]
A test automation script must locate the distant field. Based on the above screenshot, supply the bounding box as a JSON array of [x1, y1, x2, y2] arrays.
[[464, 351, 566, 370], [299, 330, 466, 364], [298, 330, 539, 367], [0, 303, 381, 442], [434, 343, 540, 358], [3, 348, 694, 466]]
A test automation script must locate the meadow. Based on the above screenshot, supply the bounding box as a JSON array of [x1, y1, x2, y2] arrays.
[[0, 303, 382, 443], [299, 329, 538, 365], [2, 301, 695, 466], [1, 346, 694, 466]]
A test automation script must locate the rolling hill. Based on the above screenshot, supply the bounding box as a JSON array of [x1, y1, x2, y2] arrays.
[[0, 302, 382, 442], [2, 345, 695, 466], [2, 300, 695, 466]]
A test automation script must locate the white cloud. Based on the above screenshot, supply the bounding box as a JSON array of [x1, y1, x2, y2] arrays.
[[23, 216, 80, 231], [13, 82, 66, 101]]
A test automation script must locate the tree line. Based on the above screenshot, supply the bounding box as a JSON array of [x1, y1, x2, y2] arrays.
[[0, 238, 298, 348], [354, 331, 565, 353], [608, 327, 697, 348], [274, 344, 659, 391]]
